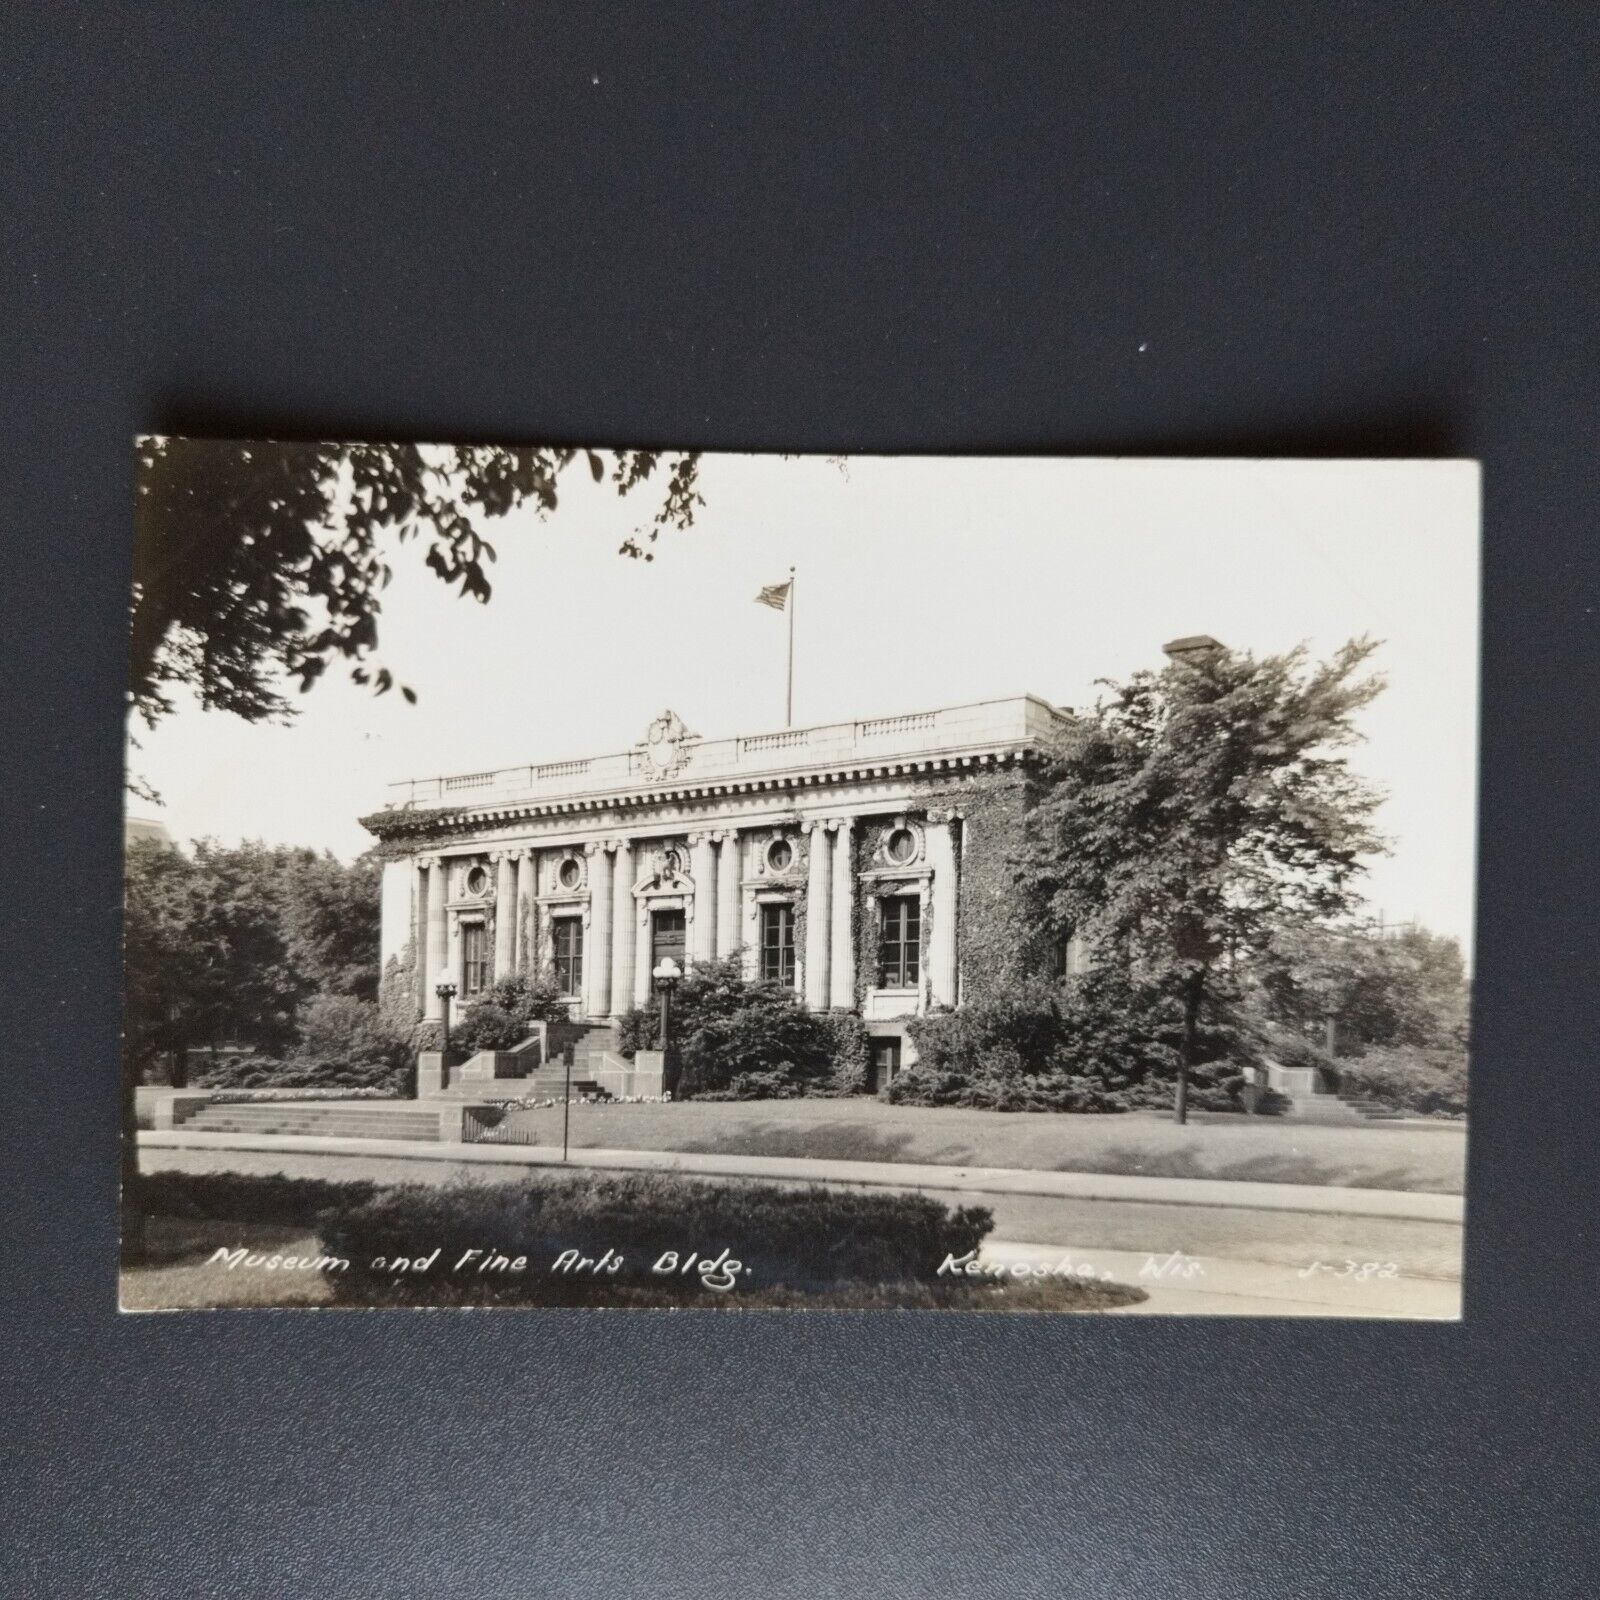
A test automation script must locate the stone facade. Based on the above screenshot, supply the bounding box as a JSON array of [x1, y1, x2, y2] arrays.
[[360, 696, 1071, 1071]]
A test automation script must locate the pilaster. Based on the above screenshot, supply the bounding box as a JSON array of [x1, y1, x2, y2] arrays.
[[715, 830, 742, 960], [927, 815, 960, 1008], [586, 841, 614, 1019], [421, 856, 447, 1019], [690, 831, 717, 966], [492, 851, 517, 978], [829, 819, 856, 1008], [803, 820, 832, 1010], [609, 838, 636, 1015]]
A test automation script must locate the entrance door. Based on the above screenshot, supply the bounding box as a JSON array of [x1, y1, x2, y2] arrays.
[[651, 908, 687, 972], [868, 1037, 902, 1093]]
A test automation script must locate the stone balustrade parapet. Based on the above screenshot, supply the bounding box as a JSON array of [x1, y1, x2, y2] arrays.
[[382, 695, 1069, 810]]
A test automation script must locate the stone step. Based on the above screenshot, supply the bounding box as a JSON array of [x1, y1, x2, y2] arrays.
[[181, 1106, 442, 1141], [183, 1120, 441, 1132], [188, 1125, 440, 1142]]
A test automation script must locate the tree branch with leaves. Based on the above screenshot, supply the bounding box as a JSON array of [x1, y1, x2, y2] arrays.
[[130, 438, 702, 729]]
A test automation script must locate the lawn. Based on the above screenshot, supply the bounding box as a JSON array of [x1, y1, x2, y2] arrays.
[[550, 1098, 1465, 1193], [121, 1218, 338, 1310]]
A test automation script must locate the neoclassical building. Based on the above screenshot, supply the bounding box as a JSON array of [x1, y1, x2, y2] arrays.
[[361, 696, 1071, 1083]]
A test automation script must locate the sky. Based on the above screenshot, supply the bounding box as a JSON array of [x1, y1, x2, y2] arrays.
[[129, 452, 1481, 956]]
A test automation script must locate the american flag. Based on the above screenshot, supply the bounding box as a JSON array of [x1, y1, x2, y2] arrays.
[[754, 579, 791, 611]]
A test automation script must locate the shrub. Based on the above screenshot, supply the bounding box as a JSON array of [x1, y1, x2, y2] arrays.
[[317, 1172, 994, 1305], [892, 971, 1248, 1113], [189, 1051, 407, 1094], [818, 1011, 872, 1096], [455, 971, 571, 1053], [296, 994, 408, 1070], [454, 1002, 522, 1053], [615, 954, 864, 1099], [615, 1005, 659, 1059], [1331, 1044, 1468, 1117]]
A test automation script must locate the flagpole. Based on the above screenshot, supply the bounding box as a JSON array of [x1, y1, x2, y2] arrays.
[[785, 566, 795, 726]]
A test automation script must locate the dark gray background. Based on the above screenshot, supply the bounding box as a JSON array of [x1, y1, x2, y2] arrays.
[[3, 5, 1597, 1596]]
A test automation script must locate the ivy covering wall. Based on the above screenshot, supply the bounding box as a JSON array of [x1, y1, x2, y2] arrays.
[[378, 940, 420, 1034], [933, 770, 1057, 1005], [847, 770, 1055, 1010]]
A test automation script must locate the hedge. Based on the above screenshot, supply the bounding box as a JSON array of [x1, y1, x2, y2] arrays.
[[317, 1172, 993, 1305], [138, 1171, 379, 1228], [188, 1053, 409, 1095]]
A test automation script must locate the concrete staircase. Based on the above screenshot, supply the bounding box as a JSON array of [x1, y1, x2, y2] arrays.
[[176, 1102, 444, 1141], [1258, 1088, 1408, 1124], [511, 1023, 618, 1099], [1258, 1056, 1406, 1123]]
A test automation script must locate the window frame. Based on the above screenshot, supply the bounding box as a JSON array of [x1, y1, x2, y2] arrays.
[[877, 893, 922, 988], [551, 916, 584, 997], [461, 920, 491, 998], [759, 901, 797, 988]]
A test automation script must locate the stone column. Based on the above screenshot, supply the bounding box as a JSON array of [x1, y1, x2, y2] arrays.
[[716, 830, 742, 959], [422, 857, 448, 1019], [927, 817, 960, 1008], [829, 819, 856, 1008], [803, 821, 832, 1010], [514, 850, 535, 971], [634, 894, 654, 1012], [493, 852, 517, 978], [413, 857, 430, 1014], [609, 839, 636, 1015], [586, 842, 614, 1019], [690, 832, 717, 966]]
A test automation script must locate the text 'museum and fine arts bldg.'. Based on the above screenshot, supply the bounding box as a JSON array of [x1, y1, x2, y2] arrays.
[[362, 692, 1093, 1094]]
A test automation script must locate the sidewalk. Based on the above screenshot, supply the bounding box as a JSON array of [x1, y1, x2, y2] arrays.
[[977, 1239, 1461, 1319], [138, 1128, 1464, 1223]]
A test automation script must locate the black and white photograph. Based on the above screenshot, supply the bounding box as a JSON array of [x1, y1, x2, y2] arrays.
[[123, 442, 1477, 1317]]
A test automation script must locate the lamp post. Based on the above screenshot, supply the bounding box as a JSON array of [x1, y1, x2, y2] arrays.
[[435, 980, 457, 1068], [653, 957, 682, 1096]]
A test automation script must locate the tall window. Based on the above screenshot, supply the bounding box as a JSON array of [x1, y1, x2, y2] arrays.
[[1060, 930, 1089, 979], [760, 903, 796, 988], [462, 922, 491, 997], [878, 895, 921, 988], [552, 917, 583, 997]]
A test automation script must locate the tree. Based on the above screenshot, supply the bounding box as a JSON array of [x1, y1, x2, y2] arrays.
[[124, 840, 304, 1079], [1249, 920, 1469, 1055], [1026, 638, 1386, 1122], [131, 438, 702, 731], [269, 845, 384, 1002], [123, 439, 701, 1260]]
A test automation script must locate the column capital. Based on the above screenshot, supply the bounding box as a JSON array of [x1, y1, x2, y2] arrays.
[[416, 854, 442, 871], [802, 818, 828, 836], [829, 816, 856, 834], [687, 830, 712, 847]]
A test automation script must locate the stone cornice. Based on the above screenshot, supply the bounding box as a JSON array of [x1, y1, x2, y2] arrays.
[[360, 747, 1035, 845]]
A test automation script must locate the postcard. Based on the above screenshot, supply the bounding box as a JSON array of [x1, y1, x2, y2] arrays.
[[122, 444, 1477, 1316]]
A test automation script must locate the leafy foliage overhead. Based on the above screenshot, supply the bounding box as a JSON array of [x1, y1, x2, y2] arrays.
[[131, 439, 702, 726], [1029, 638, 1387, 972]]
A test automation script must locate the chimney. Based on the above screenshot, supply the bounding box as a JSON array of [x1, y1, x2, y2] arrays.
[[1161, 634, 1225, 667]]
